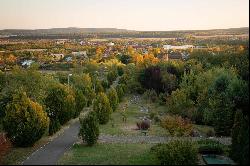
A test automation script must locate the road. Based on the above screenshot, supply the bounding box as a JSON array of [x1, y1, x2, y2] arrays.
[[22, 121, 80, 165]]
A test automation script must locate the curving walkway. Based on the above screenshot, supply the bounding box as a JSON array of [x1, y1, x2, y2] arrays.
[[22, 121, 80, 165]]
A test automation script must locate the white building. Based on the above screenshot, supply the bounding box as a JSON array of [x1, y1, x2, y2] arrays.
[[21, 60, 35, 67], [107, 42, 115, 46], [163, 45, 194, 50]]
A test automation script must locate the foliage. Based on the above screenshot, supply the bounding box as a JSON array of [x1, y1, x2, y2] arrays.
[[44, 84, 76, 135], [79, 111, 99, 146], [151, 140, 198, 165], [230, 110, 249, 165], [93, 92, 112, 124], [107, 88, 119, 112], [136, 119, 150, 130], [116, 84, 125, 101], [74, 89, 87, 118], [161, 115, 193, 136], [143, 89, 158, 102], [197, 139, 227, 155], [3, 92, 49, 147], [107, 69, 118, 85]]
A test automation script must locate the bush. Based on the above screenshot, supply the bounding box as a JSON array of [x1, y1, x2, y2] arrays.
[[158, 93, 167, 105], [107, 88, 119, 112], [136, 119, 150, 130], [116, 84, 125, 102], [230, 110, 249, 165], [151, 140, 198, 165], [197, 139, 227, 154], [93, 92, 112, 124], [161, 115, 193, 136], [143, 89, 158, 102], [107, 69, 118, 85], [79, 111, 99, 146], [3, 92, 49, 147]]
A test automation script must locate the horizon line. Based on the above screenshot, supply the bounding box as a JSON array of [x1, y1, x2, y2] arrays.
[[0, 26, 249, 32]]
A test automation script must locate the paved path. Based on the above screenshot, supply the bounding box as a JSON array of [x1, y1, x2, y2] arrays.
[[22, 121, 80, 165], [98, 134, 231, 145]]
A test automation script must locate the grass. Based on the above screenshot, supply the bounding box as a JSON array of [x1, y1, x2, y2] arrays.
[[99, 95, 169, 137], [58, 143, 159, 165]]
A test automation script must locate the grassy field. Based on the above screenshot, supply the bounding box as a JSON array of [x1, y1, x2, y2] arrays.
[[100, 95, 169, 136], [58, 143, 159, 165]]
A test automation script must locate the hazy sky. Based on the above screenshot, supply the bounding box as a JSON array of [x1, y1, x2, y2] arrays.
[[0, 0, 249, 31]]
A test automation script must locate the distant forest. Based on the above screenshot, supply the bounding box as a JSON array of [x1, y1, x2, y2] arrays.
[[0, 27, 248, 39]]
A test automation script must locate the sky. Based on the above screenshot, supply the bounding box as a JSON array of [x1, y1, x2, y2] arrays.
[[0, 0, 249, 31]]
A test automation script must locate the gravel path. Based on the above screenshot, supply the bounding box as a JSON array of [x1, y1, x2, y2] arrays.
[[22, 121, 80, 165], [98, 134, 231, 145]]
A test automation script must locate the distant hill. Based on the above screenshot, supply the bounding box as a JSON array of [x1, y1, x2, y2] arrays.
[[0, 27, 248, 39], [0, 27, 135, 35]]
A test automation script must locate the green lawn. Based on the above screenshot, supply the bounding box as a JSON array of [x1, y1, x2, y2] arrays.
[[99, 95, 169, 137], [58, 143, 159, 165]]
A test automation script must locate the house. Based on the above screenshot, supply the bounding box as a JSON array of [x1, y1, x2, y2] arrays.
[[107, 42, 115, 46], [163, 45, 194, 50], [21, 60, 35, 68], [65, 57, 73, 62], [72, 51, 87, 57]]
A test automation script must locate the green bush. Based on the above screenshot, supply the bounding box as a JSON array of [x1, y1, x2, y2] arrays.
[[143, 89, 158, 102], [161, 115, 193, 136], [230, 110, 249, 165], [107, 69, 118, 85], [3, 92, 49, 147], [93, 92, 112, 124], [116, 84, 125, 102], [79, 111, 99, 146], [107, 88, 119, 112], [151, 140, 198, 165], [197, 139, 227, 155]]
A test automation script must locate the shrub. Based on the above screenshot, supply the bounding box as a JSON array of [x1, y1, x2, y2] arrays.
[[151, 140, 198, 165], [93, 92, 112, 124], [117, 66, 124, 76], [116, 84, 124, 102], [230, 110, 249, 165], [101, 79, 110, 90], [79, 111, 99, 146], [107, 69, 118, 85], [197, 139, 227, 154], [107, 88, 119, 112], [143, 89, 158, 102], [3, 92, 49, 147], [161, 115, 193, 136], [136, 119, 150, 130], [206, 128, 215, 137], [158, 93, 167, 105]]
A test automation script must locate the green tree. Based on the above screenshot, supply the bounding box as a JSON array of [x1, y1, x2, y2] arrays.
[[3, 92, 49, 147], [93, 92, 112, 124], [107, 88, 119, 112], [79, 111, 99, 146], [74, 89, 87, 118], [44, 84, 76, 134], [230, 110, 249, 165]]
